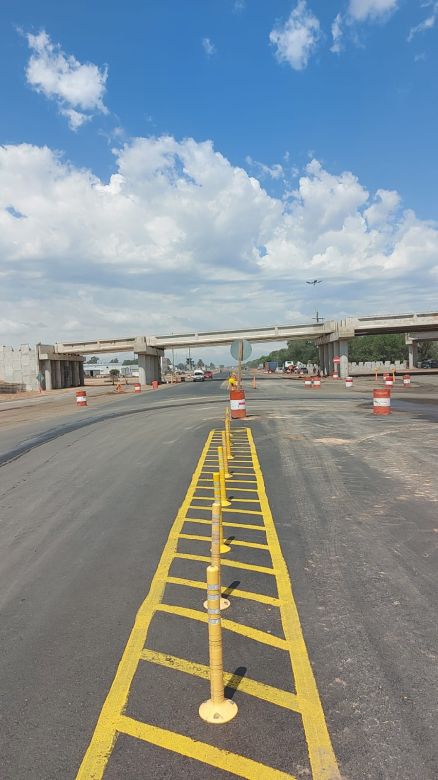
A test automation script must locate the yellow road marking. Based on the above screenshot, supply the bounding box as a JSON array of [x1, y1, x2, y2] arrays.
[[166, 576, 279, 606], [77, 426, 339, 780], [155, 604, 287, 649], [140, 650, 299, 712], [189, 505, 263, 516], [179, 533, 269, 551], [192, 496, 261, 504], [117, 716, 297, 780], [192, 485, 259, 493], [247, 429, 341, 780], [174, 552, 275, 575], [183, 518, 267, 532]]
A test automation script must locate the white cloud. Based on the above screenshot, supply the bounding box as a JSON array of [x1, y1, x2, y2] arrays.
[[408, 2, 438, 42], [245, 156, 284, 180], [202, 37, 216, 57], [331, 13, 344, 53], [348, 0, 399, 22], [233, 0, 246, 13], [25, 30, 108, 130], [269, 1, 321, 71], [0, 137, 437, 346]]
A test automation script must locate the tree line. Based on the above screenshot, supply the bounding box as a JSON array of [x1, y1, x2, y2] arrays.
[[249, 335, 438, 367]]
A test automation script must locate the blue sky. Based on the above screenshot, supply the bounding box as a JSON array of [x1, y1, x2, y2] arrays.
[[0, 0, 437, 360]]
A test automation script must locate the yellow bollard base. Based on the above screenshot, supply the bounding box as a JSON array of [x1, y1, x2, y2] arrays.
[[221, 499, 231, 507], [199, 698, 238, 724], [203, 597, 230, 610], [220, 543, 231, 554], [225, 471, 232, 479]]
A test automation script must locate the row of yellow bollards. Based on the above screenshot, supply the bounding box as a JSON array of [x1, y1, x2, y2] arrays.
[[199, 407, 238, 724]]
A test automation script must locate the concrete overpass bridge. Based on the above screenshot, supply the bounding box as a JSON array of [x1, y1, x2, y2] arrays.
[[52, 310, 438, 384]]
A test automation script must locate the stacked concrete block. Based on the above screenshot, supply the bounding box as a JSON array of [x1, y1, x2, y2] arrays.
[[0, 345, 39, 391]]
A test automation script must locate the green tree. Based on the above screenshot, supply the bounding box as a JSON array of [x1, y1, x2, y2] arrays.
[[418, 341, 438, 361], [196, 359, 205, 368], [87, 356, 99, 364], [122, 358, 139, 365], [110, 358, 119, 363], [109, 368, 120, 385], [348, 335, 407, 362]]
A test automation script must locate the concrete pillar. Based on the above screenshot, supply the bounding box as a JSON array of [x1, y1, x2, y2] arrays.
[[65, 361, 72, 387], [79, 362, 85, 386], [328, 342, 335, 375], [318, 346, 324, 373], [138, 354, 147, 385], [323, 344, 330, 375], [72, 361, 80, 387], [43, 359, 52, 391], [137, 353, 163, 385], [408, 342, 418, 369], [55, 361, 62, 389], [339, 339, 349, 379]]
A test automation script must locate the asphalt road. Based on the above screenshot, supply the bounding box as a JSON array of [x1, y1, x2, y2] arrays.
[[0, 376, 437, 779]]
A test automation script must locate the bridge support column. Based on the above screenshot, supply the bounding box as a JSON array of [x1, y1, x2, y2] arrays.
[[55, 360, 62, 389], [79, 362, 85, 386], [408, 342, 418, 369], [137, 352, 163, 386], [327, 342, 335, 375], [43, 359, 52, 391], [339, 339, 349, 379], [72, 361, 80, 387]]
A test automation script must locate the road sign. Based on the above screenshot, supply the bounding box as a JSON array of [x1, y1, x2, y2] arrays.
[[230, 339, 252, 362], [333, 356, 340, 364]]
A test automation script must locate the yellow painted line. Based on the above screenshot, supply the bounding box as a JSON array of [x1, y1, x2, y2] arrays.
[[166, 576, 279, 606], [75, 432, 215, 779], [117, 716, 297, 780], [191, 496, 260, 504], [199, 476, 257, 484], [179, 533, 269, 551], [156, 604, 287, 650], [223, 507, 263, 516], [174, 552, 275, 575], [247, 429, 341, 780], [140, 649, 299, 712], [191, 485, 259, 493], [183, 518, 267, 532]]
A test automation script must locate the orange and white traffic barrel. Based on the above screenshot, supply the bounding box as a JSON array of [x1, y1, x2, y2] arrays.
[[403, 374, 411, 387], [312, 377, 321, 388], [332, 371, 339, 380], [304, 378, 312, 388], [76, 389, 87, 407], [134, 382, 141, 393], [152, 380, 159, 390], [373, 388, 391, 415], [345, 377, 353, 389], [230, 388, 246, 419], [384, 376, 393, 387]]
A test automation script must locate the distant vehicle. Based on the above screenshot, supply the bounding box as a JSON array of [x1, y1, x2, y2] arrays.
[[193, 369, 205, 382], [421, 359, 438, 369], [203, 370, 213, 379]]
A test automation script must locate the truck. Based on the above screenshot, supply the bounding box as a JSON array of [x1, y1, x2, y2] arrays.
[[265, 361, 278, 372]]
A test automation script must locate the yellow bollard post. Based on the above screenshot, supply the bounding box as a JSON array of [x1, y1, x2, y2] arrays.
[[204, 499, 230, 608], [225, 417, 234, 460], [392, 367, 396, 383], [225, 406, 233, 437], [221, 431, 232, 478], [218, 446, 231, 507], [212, 472, 231, 555], [199, 565, 238, 724], [375, 367, 378, 382]]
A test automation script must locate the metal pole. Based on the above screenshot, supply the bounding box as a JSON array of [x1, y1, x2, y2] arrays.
[[237, 340, 243, 390]]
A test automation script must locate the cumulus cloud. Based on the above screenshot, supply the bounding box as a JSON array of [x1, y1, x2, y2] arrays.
[[245, 156, 284, 180], [25, 30, 108, 129], [202, 37, 216, 57], [408, 2, 438, 42], [0, 137, 437, 345], [348, 0, 399, 22], [269, 1, 321, 71]]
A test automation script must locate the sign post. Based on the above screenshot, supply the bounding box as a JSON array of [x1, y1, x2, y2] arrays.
[[230, 339, 252, 389]]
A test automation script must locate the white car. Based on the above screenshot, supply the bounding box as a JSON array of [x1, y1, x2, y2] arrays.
[[193, 369, 205, 382]]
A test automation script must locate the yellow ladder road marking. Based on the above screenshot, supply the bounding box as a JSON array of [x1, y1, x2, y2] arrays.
[[179, 533, 269, 550], [192, 485, 259, 493], [76, 426, 340, 780], [174, 551, 276, 575], [189, 505, 263, 515], [166, 576, 279, 606], [140, 650, 299, 712], [117, 716, 298, 780], [155, 604, 288, 650]]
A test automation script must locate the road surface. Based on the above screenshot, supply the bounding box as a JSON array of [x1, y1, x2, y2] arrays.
[[0, 376, 437, 779]]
